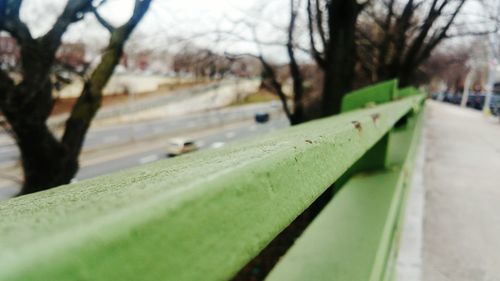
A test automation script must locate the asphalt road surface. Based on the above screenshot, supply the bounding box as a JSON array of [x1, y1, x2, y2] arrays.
[[0, 112, 288, 199], [75, 116, 289, 180], [0, 101, 281, 167]]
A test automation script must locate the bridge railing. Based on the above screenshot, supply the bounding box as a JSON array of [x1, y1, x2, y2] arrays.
[[0, 80, 425, 281]]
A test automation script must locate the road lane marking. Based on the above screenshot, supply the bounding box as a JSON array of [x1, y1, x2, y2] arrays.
[[103, 136, 119, 143], [211, 142, 225, 148], [139, 154, 160, 164], [80, 117, 284, 169], [0, 146, 16, 154]]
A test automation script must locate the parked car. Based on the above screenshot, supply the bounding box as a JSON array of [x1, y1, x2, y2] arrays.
[[166, 138, 198, 157], [451, 94, 462, 105], [467, 93, 485, 110], [490, 94, 500, 116], [431, 92, 445, 101], [255, 112, 270, 123], [443, 92, 454, 103]]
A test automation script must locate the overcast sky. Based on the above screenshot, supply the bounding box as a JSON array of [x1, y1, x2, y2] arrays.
[[13, 0, 296, 61], [14, 0, 493, 63]]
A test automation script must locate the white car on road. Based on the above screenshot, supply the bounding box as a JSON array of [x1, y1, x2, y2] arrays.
[[166, 138, 198, 157]]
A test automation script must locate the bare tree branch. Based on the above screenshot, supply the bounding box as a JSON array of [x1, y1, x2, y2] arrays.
[[92, 8, 115, 32], [288, 0, 304, 124], [225, 52, 294, 123], [41, 0, 93, 54], [315, 0, 327, 47], [0, 69, 14, 105], [446, 28, 498, 38], [62, 0, 152, 152], [307, 0, 326, 68], [414, 0, 467, 66], [0, 0, 33, 44]]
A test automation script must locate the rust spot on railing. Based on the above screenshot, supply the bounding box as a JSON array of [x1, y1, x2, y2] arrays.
[[351, 121, 362, 132], [371, 113, 380, 124]]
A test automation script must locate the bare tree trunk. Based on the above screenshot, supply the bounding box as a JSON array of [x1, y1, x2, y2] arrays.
[[0, 0, 152, 195], [287, 0, 305, 125], [16, 125, 76, 194], [397, 68, 414, 87], [258, 57, 294, 123], [1, 76, 77, 194], [378, 61, 422, 87], [322, 0, 362, 116]]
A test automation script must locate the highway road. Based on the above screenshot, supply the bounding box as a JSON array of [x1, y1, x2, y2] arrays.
[[75, 116, 289, 180], [0, 79, 261, 166], [0, 105, 288, 199], [0, 100, 282, 167]]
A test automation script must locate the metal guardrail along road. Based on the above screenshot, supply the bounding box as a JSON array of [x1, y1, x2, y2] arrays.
[[0, 80, 425, 281]]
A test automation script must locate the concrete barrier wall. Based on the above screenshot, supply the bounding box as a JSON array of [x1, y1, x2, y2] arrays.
[[57, 75, 198, 98]]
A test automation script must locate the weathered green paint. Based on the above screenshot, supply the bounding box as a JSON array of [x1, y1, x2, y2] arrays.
[[266, 104, 424, 281], [335, 133, 390, 188], [0, 96, 423, 281], [265, 169, 405, 281], [384, 107, 425, 281], [337, 79, 400, 185], [341, 80, 398, 112], [375, 107, 424, 281], [398, 86, 419, 99]]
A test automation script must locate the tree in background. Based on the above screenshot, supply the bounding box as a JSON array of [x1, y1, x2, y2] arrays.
[[219, 0, 309, 125], [306, 0, 367, 115], [221, 0, 363, 124], [420, 44, 472, 92], [356, 0, 481, 87], [172, 45, 232, 79], [250, 0, 307, 125], [252, 0, 486, 116], [0, 0, 152, 194]]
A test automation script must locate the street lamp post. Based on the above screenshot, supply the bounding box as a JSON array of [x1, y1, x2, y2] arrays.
[[483, 58, 498, 115], [482, 0, 500, 115], [461, 68, 474, 108]]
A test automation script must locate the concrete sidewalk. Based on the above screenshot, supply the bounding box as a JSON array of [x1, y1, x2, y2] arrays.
[[422, 100, 500, 281]]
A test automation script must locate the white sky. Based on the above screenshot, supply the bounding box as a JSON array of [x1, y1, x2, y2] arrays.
[[17, 0, 292, 61], [20, 0, 258, 32], [15, 0, 492, 63]]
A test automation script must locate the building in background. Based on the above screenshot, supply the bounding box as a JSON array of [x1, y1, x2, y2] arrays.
[[0, 34, 20, 70], [56, 43, 87, 72]]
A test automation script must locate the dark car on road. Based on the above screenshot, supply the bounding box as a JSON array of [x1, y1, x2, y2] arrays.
[[255, 112, 270, 123]]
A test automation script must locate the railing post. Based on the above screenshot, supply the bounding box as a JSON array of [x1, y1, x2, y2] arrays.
[[335, 80, 399, 186], [266, 84, 425, 281], [351, 84, 425, 281]]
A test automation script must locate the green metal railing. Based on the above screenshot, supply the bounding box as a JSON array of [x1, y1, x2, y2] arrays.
[[0, 80, 425, 281]]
